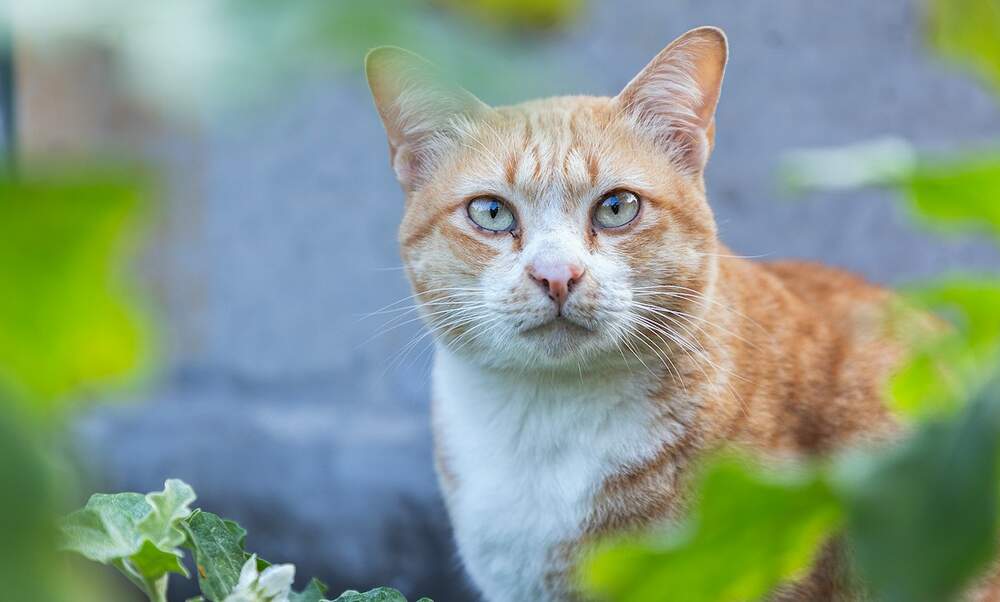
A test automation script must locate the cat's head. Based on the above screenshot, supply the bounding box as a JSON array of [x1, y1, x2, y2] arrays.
[[367, 27, 727, 371]]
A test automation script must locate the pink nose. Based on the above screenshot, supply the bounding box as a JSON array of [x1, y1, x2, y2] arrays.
[[527, 260, 586, 308]]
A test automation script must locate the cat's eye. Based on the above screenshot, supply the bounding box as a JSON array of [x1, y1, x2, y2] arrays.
[[593, 190, 640, 229], [467, 197, 516, 232]]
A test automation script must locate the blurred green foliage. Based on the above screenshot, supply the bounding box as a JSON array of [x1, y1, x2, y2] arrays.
[[837, 384, 1000, 602], [905, 156, 1000, 239], [929, 0, 1000, 93], [890, 279, 1000, 417], [439, 0, 584, 29], [585, 458, 841, 602], [7, 0, 586, 115], [0, 167, 149, 602], [0, 171, 148, 413]]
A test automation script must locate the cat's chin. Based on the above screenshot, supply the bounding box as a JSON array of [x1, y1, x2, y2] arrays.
[[517, 317, 600, 358]]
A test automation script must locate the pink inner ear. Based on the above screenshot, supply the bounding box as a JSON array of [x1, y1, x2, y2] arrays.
[[617, 29, 727, 174]]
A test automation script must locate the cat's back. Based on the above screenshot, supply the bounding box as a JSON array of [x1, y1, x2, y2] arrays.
[[760, 259, 890, 313], [718, 257, 902, 454]]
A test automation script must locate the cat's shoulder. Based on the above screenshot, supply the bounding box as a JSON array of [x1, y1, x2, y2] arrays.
[[757, 259, 888, 302]]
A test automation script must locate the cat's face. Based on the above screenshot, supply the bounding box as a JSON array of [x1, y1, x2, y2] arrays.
[[368, 27, 728, 371]]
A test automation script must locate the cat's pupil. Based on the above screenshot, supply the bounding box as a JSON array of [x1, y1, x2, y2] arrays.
[[609, 197, 620, 214], [489, 202, 499, 219]]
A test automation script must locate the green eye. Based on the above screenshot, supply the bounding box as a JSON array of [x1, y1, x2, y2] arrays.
[[467, 197, 516, 232], [593, 190, 640, 229]]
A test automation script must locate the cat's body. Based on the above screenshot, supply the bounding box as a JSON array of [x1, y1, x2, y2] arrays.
[[433, 255, 899, 602], [366, 27, 913, 601]]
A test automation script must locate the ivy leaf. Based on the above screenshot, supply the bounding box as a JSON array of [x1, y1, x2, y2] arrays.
[[582, 456, 842, 602], [327, 588, 429, 602], [835, 384, 1000, 602], [59, 492, 149, 563], [59, 480, 195, 597], [139, 479, 197, 551], [184, 510, 254, 601], [130, 539, 189, 581]]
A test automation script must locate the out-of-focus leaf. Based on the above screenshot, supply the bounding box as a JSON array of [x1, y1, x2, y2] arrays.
[[779, 137, 917, 193], [327, 588, 430, 602], [928, 0, 1000, 94], [0, 407, 65, 601], [903, 154, 1000, 239], [0, 170, 148, 413], [890, 278, 1000, 416], [8, 0, 577, 115], [582, 456, 842, 602], [184, 510, 254, 602], [440, 0, 584, 29], [835, 383, 1000, 602], [59, 480, 195, 589], [781, 140, 1000, 241]]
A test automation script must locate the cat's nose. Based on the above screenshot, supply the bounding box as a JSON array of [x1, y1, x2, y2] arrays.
[[527, 260, 586, 308]]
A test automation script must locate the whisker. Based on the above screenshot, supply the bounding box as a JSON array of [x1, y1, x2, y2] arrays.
[[359, 286, 484, 320]]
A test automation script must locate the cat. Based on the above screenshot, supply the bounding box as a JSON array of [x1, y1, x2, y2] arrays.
[[366, 26, 911, 601]]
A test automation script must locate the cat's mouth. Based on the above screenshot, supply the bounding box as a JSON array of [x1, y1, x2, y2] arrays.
[[520, 315, 594, 337]]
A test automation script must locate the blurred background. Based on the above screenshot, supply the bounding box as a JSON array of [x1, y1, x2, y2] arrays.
[[3, 0, 1000, 600]]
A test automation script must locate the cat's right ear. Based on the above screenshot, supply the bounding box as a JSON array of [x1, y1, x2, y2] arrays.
[[366, 47, 490, 192]]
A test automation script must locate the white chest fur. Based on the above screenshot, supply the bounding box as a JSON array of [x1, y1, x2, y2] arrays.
[[432, 349, 676, 602]]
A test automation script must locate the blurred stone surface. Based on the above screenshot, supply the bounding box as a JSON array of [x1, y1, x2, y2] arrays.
[[73, 1, 1000, 600]]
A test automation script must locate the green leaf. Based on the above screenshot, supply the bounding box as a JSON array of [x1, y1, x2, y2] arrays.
[[59, 480, 195, 584], [903, 155, 1000, 240], [327, 588, 412, 602], [0, 170, 148, 412], [139, 479, 196, 552], [130, 539, 189, 581], [890, 278, 1000, 416], [183, 510, 253, 601], [780, 141, 1000, 242], [438, 0, 584, 29], [835, 384, 1000, 602], [0, 408, 69, 602], [60, 492, 150, 563], [290, 579, 329, 602], [928, 0, 1000, 94], [582, 456, 842, 602]]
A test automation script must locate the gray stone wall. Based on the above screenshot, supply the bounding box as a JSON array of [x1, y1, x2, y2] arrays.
[[75, 1, 1000, 600]]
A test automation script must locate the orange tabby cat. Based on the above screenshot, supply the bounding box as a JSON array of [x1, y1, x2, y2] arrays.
[[366, 26, 928, 601]]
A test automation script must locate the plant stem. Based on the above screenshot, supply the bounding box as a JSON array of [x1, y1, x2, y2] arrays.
[[112, 558, 169, 602], [144, 575, 170, 602]]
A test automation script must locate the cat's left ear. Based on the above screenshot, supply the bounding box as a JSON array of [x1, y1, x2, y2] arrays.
[[616, 26, 728, 175], [366, 47, 491, 192]]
